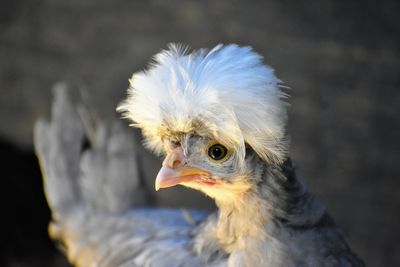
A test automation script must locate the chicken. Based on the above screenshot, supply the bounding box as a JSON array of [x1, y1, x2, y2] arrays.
[[34, 44, 364, 267]]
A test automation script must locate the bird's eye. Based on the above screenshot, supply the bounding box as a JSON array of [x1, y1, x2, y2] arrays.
[[207, 144, 228, 161]]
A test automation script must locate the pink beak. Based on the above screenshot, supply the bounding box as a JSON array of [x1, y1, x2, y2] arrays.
[[155, 147, 211, 191]]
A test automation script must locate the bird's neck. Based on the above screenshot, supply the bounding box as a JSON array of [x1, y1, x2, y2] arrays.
[[215, 190, 270, 253], [213, 158, 325, 265]]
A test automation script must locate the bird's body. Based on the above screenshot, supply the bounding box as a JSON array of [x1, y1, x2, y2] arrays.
[[35, 44, 364, 266]]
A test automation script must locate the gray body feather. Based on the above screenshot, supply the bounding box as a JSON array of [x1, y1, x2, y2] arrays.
[[34, 86, 363, 266]]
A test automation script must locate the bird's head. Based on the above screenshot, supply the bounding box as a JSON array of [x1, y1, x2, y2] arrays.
[[118, 44, 289, 202]]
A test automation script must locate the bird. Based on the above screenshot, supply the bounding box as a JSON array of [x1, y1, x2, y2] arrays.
[[34, 44, 364, 267]]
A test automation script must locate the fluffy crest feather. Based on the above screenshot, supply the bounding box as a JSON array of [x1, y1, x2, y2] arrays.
[[117, 44, 289, 164]]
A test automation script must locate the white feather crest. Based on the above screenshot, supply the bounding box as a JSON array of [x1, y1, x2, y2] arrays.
[[117, 44, 289, 164]]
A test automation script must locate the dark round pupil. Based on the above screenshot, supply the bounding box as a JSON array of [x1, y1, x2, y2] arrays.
[[208, 144, 227, 160]]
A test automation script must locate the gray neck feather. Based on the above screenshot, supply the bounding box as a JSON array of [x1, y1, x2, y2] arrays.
[[255, 157, 326, 227], [213, 154, 326, 262]]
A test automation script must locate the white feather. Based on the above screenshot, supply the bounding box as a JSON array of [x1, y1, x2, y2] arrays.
[[117, 44, 289, 164]]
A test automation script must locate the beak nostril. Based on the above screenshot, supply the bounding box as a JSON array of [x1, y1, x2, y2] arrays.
[[172, 160, 181, 169], [162, 147, 185, 168]]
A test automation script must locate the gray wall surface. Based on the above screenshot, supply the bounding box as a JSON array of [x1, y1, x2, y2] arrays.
[[0, 0, 399, 266]]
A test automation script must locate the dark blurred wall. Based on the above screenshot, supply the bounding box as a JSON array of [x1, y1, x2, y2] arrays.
[[0, 0, 399, 266]]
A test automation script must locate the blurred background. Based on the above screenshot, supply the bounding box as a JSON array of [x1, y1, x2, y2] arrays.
[[0, 0, 399, 266]]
